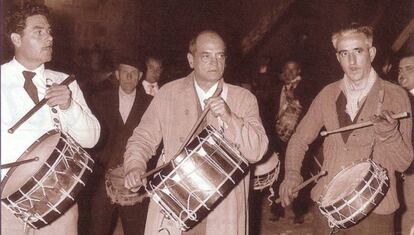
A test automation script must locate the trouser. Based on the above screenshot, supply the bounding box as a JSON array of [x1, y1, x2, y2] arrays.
[[88, 180, 149, 235], [1, 203, 78, 235], [311, 204, 394, 235]]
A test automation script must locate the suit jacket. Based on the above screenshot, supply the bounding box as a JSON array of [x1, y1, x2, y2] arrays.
[[91, 84, 153, 170]]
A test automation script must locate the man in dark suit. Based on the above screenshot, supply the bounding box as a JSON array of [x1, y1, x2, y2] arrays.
[[87, 57, 153, 235], [270, 60, 312, 224]]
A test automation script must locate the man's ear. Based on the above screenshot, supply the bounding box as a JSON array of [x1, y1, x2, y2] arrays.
[[187, 53, 194, 69], [114, 70, 120, 81], [10, 33, 21, 47], [369, 46, 376, 62], [138, 71, 143, 81]]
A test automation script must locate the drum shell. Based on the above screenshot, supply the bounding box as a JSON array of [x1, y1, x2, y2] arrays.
[[1, 130, 94, 229], [147, 126, 249, 231], [105, 166, 146, 206], [318, 159, 389, 229]]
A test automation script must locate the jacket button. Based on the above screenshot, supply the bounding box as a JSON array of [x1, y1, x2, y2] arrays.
[[184, 109, 189, 115], [179, 137, 184, 142]]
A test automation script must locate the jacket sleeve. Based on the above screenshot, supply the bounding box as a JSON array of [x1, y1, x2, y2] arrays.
[[60, 80, 101, 148], [285, 89, 325, 177], [374, 88, 413, 172], [221, 91, 268, 163], [123, 93, 163, 174]]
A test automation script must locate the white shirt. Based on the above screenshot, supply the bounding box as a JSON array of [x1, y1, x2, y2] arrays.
[[194, 78, 229, 127], [1, 58, 101, 180], [119, 87, 136, 123], [142, 80, 159, 96]]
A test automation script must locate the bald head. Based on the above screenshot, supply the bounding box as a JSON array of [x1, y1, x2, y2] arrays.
[[188, 30, 226, 55]]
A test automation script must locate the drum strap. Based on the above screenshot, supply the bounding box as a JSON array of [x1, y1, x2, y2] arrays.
[[368, 83, 385, 160], [46, 78, 63, 130]]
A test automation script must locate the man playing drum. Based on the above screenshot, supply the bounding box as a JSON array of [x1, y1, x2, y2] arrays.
[[1, 3, 100, 234], [279, 23, 413, 234], [123, 30, 268, 235]]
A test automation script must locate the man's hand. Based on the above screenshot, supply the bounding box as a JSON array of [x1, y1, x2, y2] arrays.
[[279, 175, 302, 207], [45, 84, 72, 110], [124, 168, 146, 192], [205, 97, 232, 123], [371, 110, 398, 140]]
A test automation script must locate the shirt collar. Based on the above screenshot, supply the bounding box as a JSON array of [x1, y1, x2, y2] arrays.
[[119, 86, 136, 98], [12, 57, 45, 76], [410, 88, 414, 96], [142, 79, 158, 88]]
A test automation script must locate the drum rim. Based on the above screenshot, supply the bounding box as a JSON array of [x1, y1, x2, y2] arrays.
[[1, 130, 94, 229], [319, 158, 373, 205], [146, 125, 249, 231], [1, 129, 60, 195]]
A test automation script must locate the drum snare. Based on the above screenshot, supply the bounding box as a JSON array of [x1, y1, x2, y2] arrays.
[[318, 159, 389, 229], [1, 130, 94, 229], [146, 125, 249, 231]]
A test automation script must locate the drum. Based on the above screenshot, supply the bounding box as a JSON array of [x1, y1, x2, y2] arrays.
[[105, 166, 147, 206], [146, 125, 249, 231], [318, 159, 389, 229], [252, 152, 280, 191], [1, 130, 94, 229]]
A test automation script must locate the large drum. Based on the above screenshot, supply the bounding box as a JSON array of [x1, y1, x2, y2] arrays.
[[252, 152, 280, 191], [1, 130, 94, 229], [146, 125, 249, 231], [318, 159, 389, 229], [105, 166, 147, 206]]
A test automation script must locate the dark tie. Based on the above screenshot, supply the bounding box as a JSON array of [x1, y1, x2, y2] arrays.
[[22, 71, 39, 104]]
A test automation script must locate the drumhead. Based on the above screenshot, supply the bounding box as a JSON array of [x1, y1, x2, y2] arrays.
[[320, 161, 371, 207], [1, 130, 60, 198], [253, 152, 279, 176]]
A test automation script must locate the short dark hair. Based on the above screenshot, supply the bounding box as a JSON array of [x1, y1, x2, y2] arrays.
[[6, 3, 50, 37], [399, 51, 414, 62], [116, 56, 144, 72]]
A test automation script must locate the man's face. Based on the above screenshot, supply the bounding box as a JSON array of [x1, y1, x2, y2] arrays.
[[335, 32, 376, 83], [145, 58, 162, 83], [12, 14, 53, 69], [398, 56, 414, 90], [116, 64, 142, 94], [281, 61, 300, 83], [187, 32, 226, 86]]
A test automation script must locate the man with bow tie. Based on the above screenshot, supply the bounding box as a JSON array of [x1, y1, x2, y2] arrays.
[[1, 3, 100, 234]]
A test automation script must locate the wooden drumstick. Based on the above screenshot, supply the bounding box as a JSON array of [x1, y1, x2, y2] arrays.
[[8, 75, 76, 134], [274, 170, 327, 204], [320, 112, 409, 137], [0, 157, 39, 169]]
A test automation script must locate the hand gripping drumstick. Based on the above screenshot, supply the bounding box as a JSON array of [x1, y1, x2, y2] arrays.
[[140, 84, 224, 180], [320, 112, 409, 137], [8, 75, 76, 134], [274, 170, 327, 204]]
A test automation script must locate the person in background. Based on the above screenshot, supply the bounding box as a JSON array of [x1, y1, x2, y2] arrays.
[[142, 55, 163, 96], [1, 3, 100, 234], [123, 30, 268, 235], [279, 23, 413, 234], [270, 60, 311, 224], [397, 52, 414, 235], [87, 56, 153, 235]]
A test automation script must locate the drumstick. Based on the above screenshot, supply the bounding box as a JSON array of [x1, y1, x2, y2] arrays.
[[320, 112, 409, 137], [0, 157, 39, 169], [141, 84, 223, 180], [8, 75, 76, 134], [274, 170, 327, 204]]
